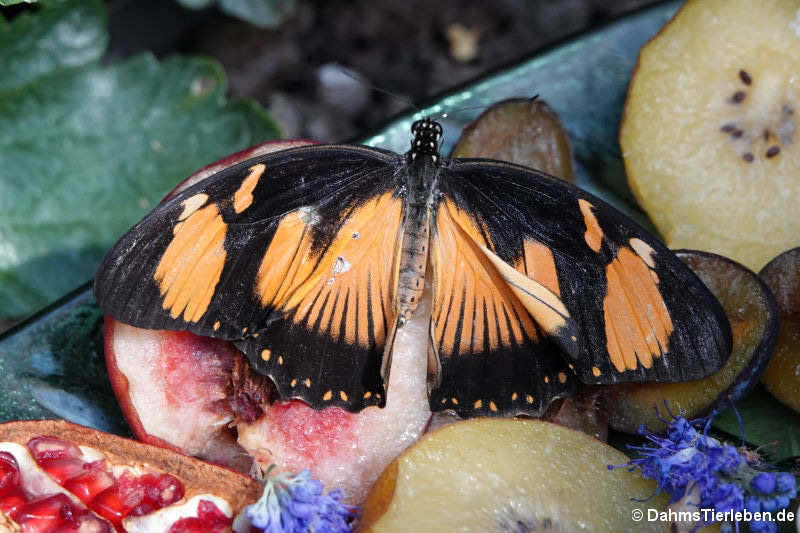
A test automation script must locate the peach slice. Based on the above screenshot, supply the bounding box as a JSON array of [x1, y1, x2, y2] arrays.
[[358, 418, 666, 532], [621, 0, 800, 270]]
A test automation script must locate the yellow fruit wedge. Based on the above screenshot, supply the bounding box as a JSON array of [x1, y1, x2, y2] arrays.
[[621, 0, 800, 270], [358, 418, 666, 532]]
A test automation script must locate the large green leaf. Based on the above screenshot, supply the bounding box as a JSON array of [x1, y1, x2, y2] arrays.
[[0, 0, 280, 318]]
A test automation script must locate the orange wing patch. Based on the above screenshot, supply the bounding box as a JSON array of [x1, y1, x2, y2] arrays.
[[431, 200, 542, 357], [515, 239, 560, 297], [579, 199, 603, 252], [155, 200, 227, 322], [255, 192, 403, 348], [233, 163, 266, 214], [603, 246, 674, 372]]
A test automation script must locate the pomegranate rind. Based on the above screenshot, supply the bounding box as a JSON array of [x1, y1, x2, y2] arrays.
[[0, 420, 261, 514]]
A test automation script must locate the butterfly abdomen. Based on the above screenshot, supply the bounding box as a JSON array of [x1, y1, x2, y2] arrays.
[[396, 203, 430, 325]]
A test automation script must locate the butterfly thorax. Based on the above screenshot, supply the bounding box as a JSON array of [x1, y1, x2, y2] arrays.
[[396, 118, 443, 325]]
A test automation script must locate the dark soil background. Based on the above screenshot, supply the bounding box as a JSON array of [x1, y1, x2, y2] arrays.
[[106, 0, 662, 142]]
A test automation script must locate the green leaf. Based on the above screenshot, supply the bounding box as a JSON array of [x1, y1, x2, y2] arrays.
[[0, 0, 280, 318], [175, 0, 214, 9], [712, 386, 800, 462], [0, 0, 37, 5], [217, 0, 294, 28], [177, 0, 295, 28]]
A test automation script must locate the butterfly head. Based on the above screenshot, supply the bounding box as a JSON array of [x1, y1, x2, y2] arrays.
[[408, 117, 443, 163]]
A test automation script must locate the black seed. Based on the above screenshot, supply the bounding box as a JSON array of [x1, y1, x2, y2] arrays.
[[766, 146, 780, 158], [763, 129, 770, 140], [721, 124, 736, 133], [732, 129, 744, 139], [784, 104, 795, 116], [730, 91, 746, 104], [743, 153, 754, 162], [739, 70, 752, 85]]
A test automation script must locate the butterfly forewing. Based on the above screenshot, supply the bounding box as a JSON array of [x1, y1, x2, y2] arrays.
[[95, 145, 405, 411], [435, 159, 732, 389]]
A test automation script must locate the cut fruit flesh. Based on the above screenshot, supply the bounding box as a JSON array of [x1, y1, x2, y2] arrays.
[[601, 250, 778, 433], [358, 418, 665, 532], [758, 247, 800, 412], [621, 0, 800, 270]]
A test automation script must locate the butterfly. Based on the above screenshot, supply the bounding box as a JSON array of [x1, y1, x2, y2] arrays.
[[94, 117, 732, 418]]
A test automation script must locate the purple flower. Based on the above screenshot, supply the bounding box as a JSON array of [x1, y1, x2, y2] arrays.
[[242, 467, 357, 533], [751, 472, 776, 495], [612, 415, 798, 532]]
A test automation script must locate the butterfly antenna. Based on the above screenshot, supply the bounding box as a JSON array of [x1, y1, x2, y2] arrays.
[[336, 65, 420, 112], [433, 94, 540, 121]]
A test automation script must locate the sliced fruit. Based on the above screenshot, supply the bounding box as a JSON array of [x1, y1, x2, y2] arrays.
[[358, 418, 665, 532], [759, 247, 800, 412], [601, 250, 778, 433], [450, 98, 574, 181], [621, 0, 800, 270], [104, 140, 432, 503], [0, 420, 261, 532], [543, 390, 608, 441]]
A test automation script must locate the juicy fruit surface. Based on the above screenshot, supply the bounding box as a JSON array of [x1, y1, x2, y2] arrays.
[[359, 418, 664, 532], [759, 248, 800, 412], [107, 287, 433, 503], [621, 0, 800, 270], [602, 250, 778, 433]]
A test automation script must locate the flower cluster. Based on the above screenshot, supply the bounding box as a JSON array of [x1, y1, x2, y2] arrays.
[[241, 466, 357, 533], [613, 415, 797, 533]]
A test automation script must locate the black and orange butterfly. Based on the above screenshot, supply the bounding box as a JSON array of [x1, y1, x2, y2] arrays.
[[94, 117, 732, 418]]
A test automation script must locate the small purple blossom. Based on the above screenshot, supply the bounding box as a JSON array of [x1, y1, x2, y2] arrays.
[[611, 415, 797, 532], [242, 466, 357, 533]]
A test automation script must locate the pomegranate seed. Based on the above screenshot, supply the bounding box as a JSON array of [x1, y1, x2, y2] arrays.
[[0, 452, 21, 498], [11, 493, 77, 532], [150, 474, 184, 508], [37, 457, 89, 484], [54, 512, 114, 533], [0, 488, 28, 515], [116, 472, 146, 509], [89, 485, 138, 526], [64, 469, 115, 504], [27, 436, 82, 462], [168, 503, 230, 533], [167, 517, 206, 533], [196, 499, 230, 527]]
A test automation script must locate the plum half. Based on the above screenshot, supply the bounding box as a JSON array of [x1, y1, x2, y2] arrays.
[[758, 247, 800, 413], [601, 250, 779, 433]]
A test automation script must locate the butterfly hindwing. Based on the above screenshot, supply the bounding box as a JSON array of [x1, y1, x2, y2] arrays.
[[428, 197, 576, 417], [95, 145, 405, 411], [429, 158, 731, 415]]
